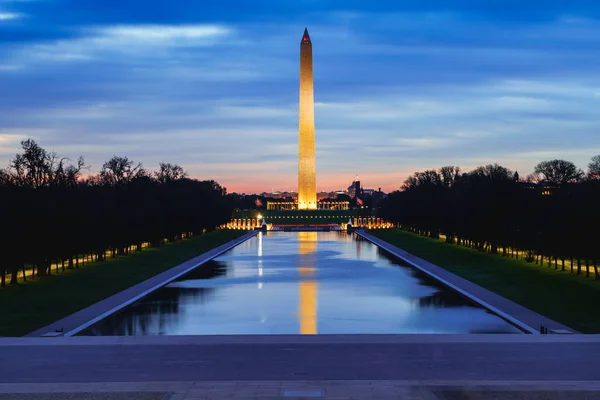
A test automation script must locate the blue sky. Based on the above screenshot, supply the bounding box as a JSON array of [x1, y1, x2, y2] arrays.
[[1, 0, 600, 193]]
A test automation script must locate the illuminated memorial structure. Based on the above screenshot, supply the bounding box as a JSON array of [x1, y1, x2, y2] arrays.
[[227, 29, 392, 229], [267, 28, 348, 212]]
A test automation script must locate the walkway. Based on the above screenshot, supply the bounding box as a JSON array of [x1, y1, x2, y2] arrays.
[[0, 335, 599, 398], [26, 231, 258, 337], [1, 335, 600, 383], [357, 231, 575, 334]]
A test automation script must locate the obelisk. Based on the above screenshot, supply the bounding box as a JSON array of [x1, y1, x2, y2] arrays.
[[298, 28, 317, 210]]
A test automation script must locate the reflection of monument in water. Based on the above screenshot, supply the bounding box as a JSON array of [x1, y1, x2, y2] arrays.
[[298, 231, 317, 334]]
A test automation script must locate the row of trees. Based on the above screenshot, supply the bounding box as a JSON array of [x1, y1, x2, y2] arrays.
[[0, 139, 233, 287], [379, 157, 600, 279]]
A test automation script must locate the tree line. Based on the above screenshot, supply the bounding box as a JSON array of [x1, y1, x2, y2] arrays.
[[379, 156, 600, 279], [0, 139, 233, 287]]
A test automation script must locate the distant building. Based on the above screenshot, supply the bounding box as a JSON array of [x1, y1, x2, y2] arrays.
[[263, 177, 386, 211], [518, 180, 561, 196], [347, 180, 378, 197], [347, 180, 362, 197], [317, 198, 350, 210], [372, 188, 388, 201], [265, 189, 348, 210], [260, 191, 298, 200]]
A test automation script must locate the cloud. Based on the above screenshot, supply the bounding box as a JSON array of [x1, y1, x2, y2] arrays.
[[2, 74, 599, 192], [92, 24, 231, 45], [0, 64, 22, 71], [1, 7, 600, 192], [9, 24, 233, 64], [0, 130, 34, 156], [214, 105, 296, 119], [0, 11, 22, 20]]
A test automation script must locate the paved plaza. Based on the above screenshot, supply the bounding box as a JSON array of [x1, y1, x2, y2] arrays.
[[1, 335, 600, 398]]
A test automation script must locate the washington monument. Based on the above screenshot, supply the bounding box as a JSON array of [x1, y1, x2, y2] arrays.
[[298, 28, 317, 210]]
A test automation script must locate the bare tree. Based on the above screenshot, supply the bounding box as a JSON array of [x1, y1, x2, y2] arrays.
[[3, 139, 85, 188], [0, 170, 12, 186], [526, 171, 542, 184], [402, 170, 442, 191], [154, 163, 187, 184], [401, 175, 419, 191], [469, 164, 513, 181], [439, 166, 461, 188], [588, 155, 600, 179], [99, 156, 146, 185], [52, 156, 87, 187], [534, 159, 583, 185], [8, 139, 51, 188]]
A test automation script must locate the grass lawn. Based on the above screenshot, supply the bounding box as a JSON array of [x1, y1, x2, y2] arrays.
[[370, 229, 600, 333], [0, 229, 246, 337]]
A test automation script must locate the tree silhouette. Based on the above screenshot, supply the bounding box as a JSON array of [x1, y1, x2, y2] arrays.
[[380, 159, 600, 279], [534, 159, 583, 185], [2, 139, 87, 188], [155, 163, 188, 183], [588, 155, 600, 179], [99, 156, 147, 186], [0, 140, 233, 288]]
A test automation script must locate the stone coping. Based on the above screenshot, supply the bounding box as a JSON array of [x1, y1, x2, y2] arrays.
[[0, 381, 599, 400], [3, 333, 600, 346]]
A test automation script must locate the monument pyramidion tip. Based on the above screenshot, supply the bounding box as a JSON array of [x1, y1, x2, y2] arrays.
[[302, 27, 311, 44]]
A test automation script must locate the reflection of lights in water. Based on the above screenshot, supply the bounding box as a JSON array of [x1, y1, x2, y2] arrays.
[[258, 232, 263, 257], [258, 233, 264, 287], [87, 231, 522, 336], [298, 231, 318, 335]]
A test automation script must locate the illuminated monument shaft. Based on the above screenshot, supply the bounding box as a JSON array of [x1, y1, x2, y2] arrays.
[[298, 28, 317, 210]]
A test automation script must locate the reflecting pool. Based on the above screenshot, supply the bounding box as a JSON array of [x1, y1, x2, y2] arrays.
[[79, 232, 522, 335]]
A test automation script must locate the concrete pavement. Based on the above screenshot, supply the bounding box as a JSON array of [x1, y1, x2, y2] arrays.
[[1, 335, 600, 383]]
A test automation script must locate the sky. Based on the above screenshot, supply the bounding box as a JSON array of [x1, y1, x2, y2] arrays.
[[1, 0, 600, 194]]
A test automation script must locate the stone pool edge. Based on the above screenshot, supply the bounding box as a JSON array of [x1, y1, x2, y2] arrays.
[[356, 230, 577, 335], [26, 230, 259, 338]]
